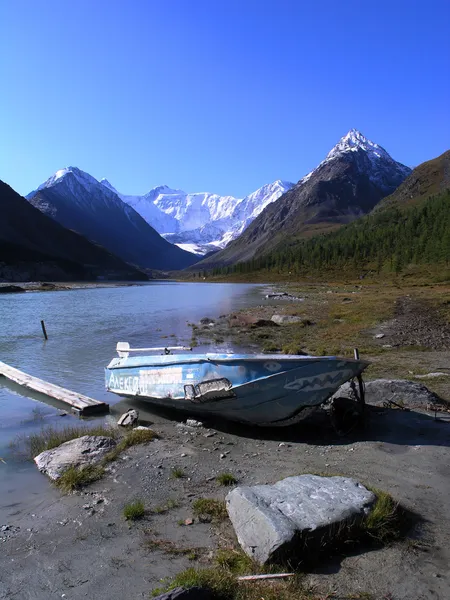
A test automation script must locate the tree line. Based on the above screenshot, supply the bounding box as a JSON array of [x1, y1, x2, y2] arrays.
[[210, 190, 450, 276]]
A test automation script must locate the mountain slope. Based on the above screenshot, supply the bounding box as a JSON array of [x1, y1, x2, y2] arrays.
[[197, 129, 411, 267], [374, 149, 450, 211], [27, 168, 199, 270], [218, 150, 450, 277], [0, 180, 147, 282], [102, 179, 294, 254]]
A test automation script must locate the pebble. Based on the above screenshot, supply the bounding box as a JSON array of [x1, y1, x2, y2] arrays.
[[181, 453, 187, 457]]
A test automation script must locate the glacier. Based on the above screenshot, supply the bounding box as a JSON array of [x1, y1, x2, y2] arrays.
[[100, 179, 294, 254]]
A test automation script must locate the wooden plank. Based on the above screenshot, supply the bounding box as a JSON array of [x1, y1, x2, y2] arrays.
[[0, 361, 109, 416]]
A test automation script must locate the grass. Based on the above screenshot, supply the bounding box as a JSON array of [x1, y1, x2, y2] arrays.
[[192, 498, 228, 521], [56, 464, 105, 493], [171, 467, 185, 479], [123, 499, 145, 520], [159, 561, 316, 600], [10, 424, 120, 460], [361, 487, 402, 543], [216, 473, 238, 486], [10, 424, 158, 492], [144, 536, 202, 558]]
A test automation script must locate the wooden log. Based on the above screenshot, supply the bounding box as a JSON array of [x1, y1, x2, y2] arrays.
[[40, 320, 48, 340], [0, 361, 109, 416]]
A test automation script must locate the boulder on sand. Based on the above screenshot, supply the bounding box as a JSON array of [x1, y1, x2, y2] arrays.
[[332, 379, 442, 409], [117, 409, 139, 426], [226, 475, 375, 565], [34, 435, 117, 480]]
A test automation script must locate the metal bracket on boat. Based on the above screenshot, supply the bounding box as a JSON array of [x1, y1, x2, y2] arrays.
[[116, 342, 192, 358], [184, 378, 236, 403]]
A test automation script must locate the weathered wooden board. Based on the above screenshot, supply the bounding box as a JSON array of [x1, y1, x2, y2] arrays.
[[0, 361, 109, 416]]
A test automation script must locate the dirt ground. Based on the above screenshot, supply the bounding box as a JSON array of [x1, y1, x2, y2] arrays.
[[1, 281, 450, 600], [1, 402, 450, 600]]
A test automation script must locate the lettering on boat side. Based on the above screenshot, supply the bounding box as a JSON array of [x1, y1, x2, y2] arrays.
[[108, 372, 140, 394], [284, 370, 354, 392], [108, 367, 184, 395]]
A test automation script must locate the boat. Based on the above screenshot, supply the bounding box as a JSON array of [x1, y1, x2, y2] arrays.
[[105, 342, 369, 427]]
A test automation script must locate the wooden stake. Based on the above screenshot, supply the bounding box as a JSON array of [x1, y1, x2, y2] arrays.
[[237, 573, 295, 582], [41, 320, 48, 340]]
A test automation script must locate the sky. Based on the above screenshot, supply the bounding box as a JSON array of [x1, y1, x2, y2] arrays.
[[1, 0, 449, 198]]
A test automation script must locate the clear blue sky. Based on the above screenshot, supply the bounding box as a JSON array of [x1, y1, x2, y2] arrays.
[[1, 0, 449, 198]]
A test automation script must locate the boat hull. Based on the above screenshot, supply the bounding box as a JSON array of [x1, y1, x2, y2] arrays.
[[105, 353, 368, 426]]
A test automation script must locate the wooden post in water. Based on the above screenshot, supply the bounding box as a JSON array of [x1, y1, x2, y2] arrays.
[[40, 320, 48, 340]]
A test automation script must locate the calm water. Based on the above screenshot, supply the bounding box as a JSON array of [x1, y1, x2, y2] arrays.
[[0, 282, 263, 495]]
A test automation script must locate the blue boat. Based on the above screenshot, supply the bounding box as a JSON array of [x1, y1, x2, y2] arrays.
[[105, 343, 369, 426]]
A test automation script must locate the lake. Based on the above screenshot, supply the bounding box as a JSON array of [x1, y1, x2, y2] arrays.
[[0, 281, 263, 500]]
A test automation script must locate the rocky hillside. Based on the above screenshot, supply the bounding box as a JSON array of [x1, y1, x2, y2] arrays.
[[27, 168, 199, 271], [374, 149, 450, 211], [197, 129, 411, 267], [0, 180, 147, 282]]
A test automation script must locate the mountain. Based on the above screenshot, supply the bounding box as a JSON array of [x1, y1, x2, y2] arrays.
[[196, 129, 411, 267], [374, 149, 450, 211], [0, 180, 147, 282], [27, 168, 199, 271], [217, 150, 450, 278], [101, 179, 294, 255]]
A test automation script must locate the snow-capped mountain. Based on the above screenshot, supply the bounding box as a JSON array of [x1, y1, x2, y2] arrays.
[[300, 128, 411, 187], [26, 167, 199, 271], [102, 179, 294, 255], [197, 129, 412, 267]]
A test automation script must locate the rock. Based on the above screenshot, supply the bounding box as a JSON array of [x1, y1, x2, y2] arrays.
[[152, 587, 213, 600], [134, 425, 151, 430], [374, 333, 385, 339], [117, 409, 139, 426], [332, 378, 443, 409], [34, 436, 117, 481], [200, 317, 215, 325], [0, 285, 26, 294], [186, 419, 203, 427], [203, 430, 216, 438], [184, 518, 194, 526], [226, 474, 375, 564], [270, 315, 304, 325]]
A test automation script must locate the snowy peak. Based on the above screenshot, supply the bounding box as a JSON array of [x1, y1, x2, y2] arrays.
[[37, 166, 99, 192], [300, 129, 411, 185], [325, 129, 391, 162]]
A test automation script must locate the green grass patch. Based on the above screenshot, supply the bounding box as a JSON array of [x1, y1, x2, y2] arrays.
[[171, 467, 185, 479], [56, 464, 105, 493], [362, 487, 402, 543], [10, 424, 120, 460], [216, 473, 238, 486], [123, 499, 145, 520], [192, 498, 228, 521]]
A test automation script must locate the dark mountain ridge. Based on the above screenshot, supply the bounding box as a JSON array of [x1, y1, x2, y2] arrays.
[[27, 167, 199, 271], [0, 180, 147, 282]]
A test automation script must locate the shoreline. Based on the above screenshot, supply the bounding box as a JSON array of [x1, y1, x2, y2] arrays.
[[0, 281, 146, 293], [1, 280, 450, 599]]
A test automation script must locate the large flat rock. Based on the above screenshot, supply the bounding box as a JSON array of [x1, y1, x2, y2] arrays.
[[332, 378, 442, 409], [34, 435, 117, 480], [226, 475, 375, 564]]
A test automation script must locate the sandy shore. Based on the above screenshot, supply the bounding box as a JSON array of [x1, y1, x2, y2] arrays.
[[1, 402, 450, 600]]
